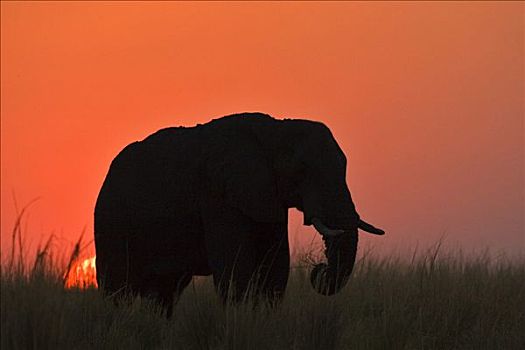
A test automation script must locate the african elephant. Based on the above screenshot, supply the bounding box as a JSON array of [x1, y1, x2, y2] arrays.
[[94, 112, 383, 316]]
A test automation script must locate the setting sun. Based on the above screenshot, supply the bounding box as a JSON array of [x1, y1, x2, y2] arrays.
[[65, 256, 97, 289]]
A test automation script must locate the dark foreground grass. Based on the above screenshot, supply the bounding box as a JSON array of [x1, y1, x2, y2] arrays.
[[2, 247, 524, 350]]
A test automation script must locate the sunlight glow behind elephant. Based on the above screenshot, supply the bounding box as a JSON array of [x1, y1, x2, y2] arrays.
[[65, 256, 98, 289]]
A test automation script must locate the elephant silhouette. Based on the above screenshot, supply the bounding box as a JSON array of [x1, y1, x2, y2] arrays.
[[94, 112, 384, 316]]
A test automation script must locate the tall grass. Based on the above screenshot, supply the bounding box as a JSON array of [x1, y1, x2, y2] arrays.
[[1, 218, 524, 349]]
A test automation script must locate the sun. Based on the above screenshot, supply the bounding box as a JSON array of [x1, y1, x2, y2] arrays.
[[65, 256, 98, 289]]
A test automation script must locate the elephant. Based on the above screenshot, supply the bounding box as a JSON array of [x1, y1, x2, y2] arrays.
[[94, 112, 384, 316]]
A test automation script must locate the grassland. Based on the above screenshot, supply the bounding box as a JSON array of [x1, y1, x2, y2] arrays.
[[2, 241, 524, 350]]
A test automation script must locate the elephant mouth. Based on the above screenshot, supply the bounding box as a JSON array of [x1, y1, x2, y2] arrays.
[[312, 218, 347, 237], [309, 216, 384, 237], [303, 213, 351, 230]]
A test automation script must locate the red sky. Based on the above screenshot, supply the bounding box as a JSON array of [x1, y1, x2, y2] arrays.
[[1, 2, 523, 259]]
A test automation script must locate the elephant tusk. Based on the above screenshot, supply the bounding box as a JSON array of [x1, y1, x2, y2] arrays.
[[311, 218, 345, 237], [358, 219, 385, 235]]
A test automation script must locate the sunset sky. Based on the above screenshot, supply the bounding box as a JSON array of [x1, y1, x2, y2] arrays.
[[1, 2, 523, 259]]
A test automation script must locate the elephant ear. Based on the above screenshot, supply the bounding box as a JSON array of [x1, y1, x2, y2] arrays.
[[207, 128, 285, 223]]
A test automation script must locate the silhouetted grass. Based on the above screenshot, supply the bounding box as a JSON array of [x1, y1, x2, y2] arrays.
[[1, 218, 524, 349]]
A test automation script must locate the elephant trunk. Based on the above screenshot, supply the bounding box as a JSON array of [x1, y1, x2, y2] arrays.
[[310, 223, 358, 296]]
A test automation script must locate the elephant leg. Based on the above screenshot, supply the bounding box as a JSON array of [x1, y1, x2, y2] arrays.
[[137, 271, 192, 318], [253, 222, 290, 304], [202, 199, 290, 304], [202, 204, 260, 303], [207, 234, 257, 303]]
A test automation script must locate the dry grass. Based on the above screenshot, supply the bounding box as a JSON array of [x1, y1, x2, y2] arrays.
[[1, 211, 524, 349]]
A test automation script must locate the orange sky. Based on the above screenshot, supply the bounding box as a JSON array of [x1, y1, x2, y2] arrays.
[[1, 2, 524, 259]]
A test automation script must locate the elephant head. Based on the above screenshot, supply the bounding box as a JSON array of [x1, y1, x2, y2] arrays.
[[271, 119, 384, 295]]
